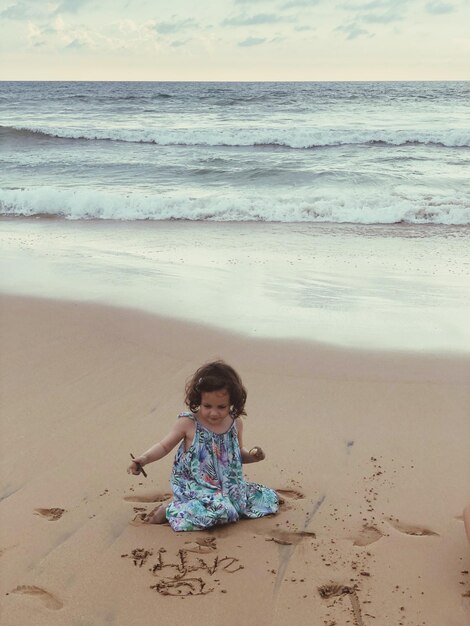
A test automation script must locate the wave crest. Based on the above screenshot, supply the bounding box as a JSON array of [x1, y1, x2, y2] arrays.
[[1, 124, 468, 148], [1, 186, 469, 225]]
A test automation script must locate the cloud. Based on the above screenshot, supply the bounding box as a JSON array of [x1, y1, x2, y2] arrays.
[[338, 0, 408, 27], [336, 22, 372, 39], [281, 0, 320, 8], [26, 20, 42, 43], [54, 0, 92, 14], [425, 1, 455, 14], [222, 13, 283, 26], [238, 36, 266, 46], [154, 18, 197, 34], [66, 38, 86, 48], [340, 0, 406, 8], [41, 16, 65, 35], [1, 1, 43, 20], [360, 11, 403, 22], [270, 34, 287, 43], [1, 0, 92, 21]]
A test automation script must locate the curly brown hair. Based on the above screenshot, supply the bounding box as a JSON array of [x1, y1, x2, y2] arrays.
[[185, 360, 247, 418]]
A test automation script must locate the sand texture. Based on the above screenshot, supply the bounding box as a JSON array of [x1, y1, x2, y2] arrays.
[[0, 295, 469, 626]]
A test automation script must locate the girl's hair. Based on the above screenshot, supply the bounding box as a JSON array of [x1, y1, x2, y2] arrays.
[[185, 360, 247, 418]]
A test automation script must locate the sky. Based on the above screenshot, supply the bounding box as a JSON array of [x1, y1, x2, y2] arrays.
[[0, 0, 469, 80]]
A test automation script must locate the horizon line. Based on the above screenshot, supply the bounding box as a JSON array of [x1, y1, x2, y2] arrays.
[[1, 78, 469, 83]]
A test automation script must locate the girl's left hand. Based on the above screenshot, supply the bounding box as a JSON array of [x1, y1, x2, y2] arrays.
[[249, 446, 265, 462]]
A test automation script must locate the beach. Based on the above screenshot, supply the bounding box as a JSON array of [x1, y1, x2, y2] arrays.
[[0, 221, 469, 624], [1, 79, 469, 625]]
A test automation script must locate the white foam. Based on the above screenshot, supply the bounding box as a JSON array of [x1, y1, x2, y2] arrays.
[[0, 187, 470, 225], [1, 186, 469, 225], [4, 123, 470, 148]]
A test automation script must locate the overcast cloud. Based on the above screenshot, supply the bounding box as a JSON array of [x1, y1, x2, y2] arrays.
[[0, 0, 468, 79]]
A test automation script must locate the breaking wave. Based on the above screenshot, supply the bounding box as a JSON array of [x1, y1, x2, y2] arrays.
[[2, 124, 469, 149], [1, 186, 469, 224]]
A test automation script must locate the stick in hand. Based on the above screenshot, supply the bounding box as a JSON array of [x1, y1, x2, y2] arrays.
[[130, 453, 148, 478]]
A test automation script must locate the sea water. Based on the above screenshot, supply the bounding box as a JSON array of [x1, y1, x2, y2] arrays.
[[1, 81, 469, 223]]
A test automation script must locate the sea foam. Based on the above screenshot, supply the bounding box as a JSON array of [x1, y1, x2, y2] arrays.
[[1, 186, 469, 224], [2, 124, 469, 149]]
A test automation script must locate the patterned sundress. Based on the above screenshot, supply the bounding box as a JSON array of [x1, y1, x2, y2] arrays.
[[165, 412, 279, 532]]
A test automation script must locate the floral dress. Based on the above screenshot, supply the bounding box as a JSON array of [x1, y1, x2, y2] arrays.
[[165, 412, 279, 532]]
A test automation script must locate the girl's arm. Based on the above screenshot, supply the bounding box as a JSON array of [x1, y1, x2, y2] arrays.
[[236, 417, 265, 464], [127, 417, 191, 474]]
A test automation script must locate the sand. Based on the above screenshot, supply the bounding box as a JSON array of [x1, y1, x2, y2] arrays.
[[0, 294, 469, 626], [2, 218, 470, 354]]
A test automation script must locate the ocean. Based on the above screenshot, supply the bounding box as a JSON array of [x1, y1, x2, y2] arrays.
[[1, 81, 469, 352], [1, 81, 469, 224]]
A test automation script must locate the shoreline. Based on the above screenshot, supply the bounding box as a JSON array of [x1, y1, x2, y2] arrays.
[[3, 213, 470, 228], [0, 293, 469, 625], [1, 217, 470, 354], [5, 291, 470, 368]]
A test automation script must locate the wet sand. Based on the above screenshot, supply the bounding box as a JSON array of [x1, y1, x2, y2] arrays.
[[0, 294, 469, 625], [2, 218, 470, 353]]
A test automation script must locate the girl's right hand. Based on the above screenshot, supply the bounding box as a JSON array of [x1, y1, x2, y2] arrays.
[[127, 460, 144, 475]]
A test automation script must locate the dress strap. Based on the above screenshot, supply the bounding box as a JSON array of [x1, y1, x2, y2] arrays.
[[178, 411, 195, 420]]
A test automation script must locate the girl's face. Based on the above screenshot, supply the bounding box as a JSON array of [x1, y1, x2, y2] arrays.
[[199, 389, 231, 426]]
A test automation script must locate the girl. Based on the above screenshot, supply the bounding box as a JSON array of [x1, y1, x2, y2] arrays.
[[127, 360, 279, 532]]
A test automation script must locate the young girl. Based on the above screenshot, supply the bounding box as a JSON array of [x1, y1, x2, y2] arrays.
[[127, 360, 279, 532]]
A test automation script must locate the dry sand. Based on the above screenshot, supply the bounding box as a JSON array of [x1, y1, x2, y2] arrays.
[[0, 294, 469, 625]]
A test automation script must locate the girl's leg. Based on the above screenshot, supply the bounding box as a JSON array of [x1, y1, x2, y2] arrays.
[[464, 503, 470, 543]]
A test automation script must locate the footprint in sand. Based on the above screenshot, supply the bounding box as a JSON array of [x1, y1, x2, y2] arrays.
[[387, 518, 438, 537], [266, 529, 316, 546], [34, 508, 66, 521], [9, 586, 63, 610], [276, 489, 305, 510], [318, 583, 364, 626], [277, 489, 305, 501], [318, 583, 354, 599], [350, 524, 385, 547], [183, 537, 217, 554], [123, 491, 172, 503]]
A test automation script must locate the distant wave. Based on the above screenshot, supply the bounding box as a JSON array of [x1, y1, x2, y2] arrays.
[[1, 124, 469, 148], [1, 186, 469, 225], [34, 92, 266, 104], [17, 92, 177, 102]]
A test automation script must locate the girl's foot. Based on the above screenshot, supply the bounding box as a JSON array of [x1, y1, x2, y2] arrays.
[[144, 501, 170, 524]]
